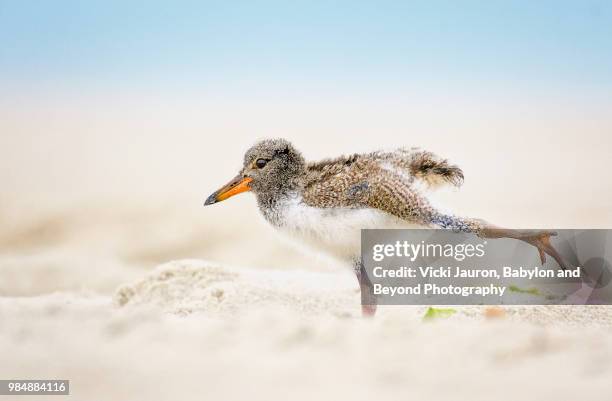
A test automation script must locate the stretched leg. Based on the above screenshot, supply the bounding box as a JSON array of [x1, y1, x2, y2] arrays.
[[479, 226, 569, 270], [354, 258, 377, 317], [431, 213, 569, 270]]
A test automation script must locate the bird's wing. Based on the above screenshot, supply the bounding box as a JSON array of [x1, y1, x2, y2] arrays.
[[302, 152, 443, 225], [370, 147, 464, 189], [304, 147, 463, 198]]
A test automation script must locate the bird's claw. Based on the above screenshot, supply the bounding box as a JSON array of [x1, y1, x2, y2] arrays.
[[517, 230, 568, 270]]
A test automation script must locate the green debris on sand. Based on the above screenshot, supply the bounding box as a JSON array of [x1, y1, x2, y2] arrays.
[[423, 307, 457, 321], [508, 285, 541, 296]]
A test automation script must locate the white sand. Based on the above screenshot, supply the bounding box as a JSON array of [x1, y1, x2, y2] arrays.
[[2, 93, 611, 400], [2, 255, 612, 401]]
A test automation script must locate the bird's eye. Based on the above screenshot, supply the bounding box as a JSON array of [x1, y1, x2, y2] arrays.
[[255, 158, 268, 169]]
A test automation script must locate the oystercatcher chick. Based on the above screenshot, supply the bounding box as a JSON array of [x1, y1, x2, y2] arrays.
[[204, 138, 566, 316]]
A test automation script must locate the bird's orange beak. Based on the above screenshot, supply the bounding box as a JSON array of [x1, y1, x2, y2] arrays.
[[204, 175, 253, 205]]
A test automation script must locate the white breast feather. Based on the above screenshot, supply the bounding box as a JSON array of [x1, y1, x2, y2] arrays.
[[273, 194, 428, 263]]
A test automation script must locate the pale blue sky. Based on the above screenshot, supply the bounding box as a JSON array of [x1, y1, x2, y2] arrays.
[[1, 0, 611, 93]]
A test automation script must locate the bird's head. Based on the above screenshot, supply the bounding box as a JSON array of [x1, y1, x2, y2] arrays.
[[204, 138, 306, 206]]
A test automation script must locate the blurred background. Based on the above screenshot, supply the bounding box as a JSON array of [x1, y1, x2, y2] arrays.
[[1, 0, 611, 294], [2, 3, 612, 401]]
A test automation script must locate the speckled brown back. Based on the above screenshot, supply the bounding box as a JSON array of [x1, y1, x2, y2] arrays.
[[302, 148, 472, 228]]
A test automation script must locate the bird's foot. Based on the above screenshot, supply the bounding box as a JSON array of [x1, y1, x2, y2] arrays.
[[514, 229, 569, 270], [361, 304, 377, 317]]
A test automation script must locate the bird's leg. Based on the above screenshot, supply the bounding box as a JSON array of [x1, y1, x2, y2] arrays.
[[354, 258, 377, 317], [479, 225, 569, 270], [431, 214, 569, 270]]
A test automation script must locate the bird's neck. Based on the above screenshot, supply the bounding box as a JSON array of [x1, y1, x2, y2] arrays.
[[255, 187, 295, 210], [255, 177, 304, 213]]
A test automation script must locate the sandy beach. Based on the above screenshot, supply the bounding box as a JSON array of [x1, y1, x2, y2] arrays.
[[1, 195, 612, 401], [2, 4, 611, 395]]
